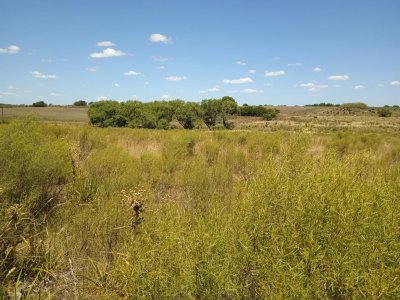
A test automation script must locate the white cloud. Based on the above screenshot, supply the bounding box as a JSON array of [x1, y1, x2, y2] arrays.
[[390, 80, 400, 86], [95, 96, 108, 101], [50, 92, 62, 97], [328, 75, 349, 81], [222, 77, 253, 84], [85, 67, 97, 72], [90, 48, 125, 58], [2, 91, 18, 97], [96, 41, 115, 47], [353, 85, 365, 90], [377, 83, 384, 87], [241, 88, 264, 93], [152, 56, 170, 62], [124, 70, 140, 76], [161, 94, 171, 99], [158, 66, 166, 70], [0, 45, 20, 54], [313, 67, 321, 72], [208, 85, 220, 92], [236, 61, 246, 66], [248, 69, 256, 74], [149, 33, 172, 44], [166, 76, 187, 81], [201, 85, 220, 93], [30, 71, 57, 79], [265, 70, 286, 77], [114, 83, 120, 87], [7, 85, 15, 90], [300, 82, 328, 92], [287, 63, 302, 67]]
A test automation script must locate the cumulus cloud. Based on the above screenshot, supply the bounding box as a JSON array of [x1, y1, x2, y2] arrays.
[[161, 94, 171, 99], [96, 41, 115, 47], [391, 80, 400, 86], [0, 45, 20, 54], [265, 70, 286, 77], [248, 69, 256, 74], [328, 75, 349, 81], [353, 85, 365, 90], [300, 82, 328, 91], [222, 77, 253, 84], [241, 88, 264, 93], [95, 96, 108, 101], [313, 67, 321, 72], [2, 91, 18, 97], [114, 83, 120, 87], [236, 61, 246, 66], [124, 70, 140, 76], [287, 63, 302, 67], [85, 67, 97, 72], [149, 33, 172, 43], [90, 48, 125, 58], [152, 56, 170, 62], [200, 85, 220, 93], [30, 71, 57, 79], [208, 85, 220, 92], [166, 76, 187, 81]]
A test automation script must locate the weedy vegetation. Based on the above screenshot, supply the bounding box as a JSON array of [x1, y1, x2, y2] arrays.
[[0, 115, 400, 298]]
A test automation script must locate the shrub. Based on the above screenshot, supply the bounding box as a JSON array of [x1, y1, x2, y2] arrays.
[[32, 101, 47, 107], [377, 108, 392, 117], [73, 100, 87, 106], [341, 102, 368, 109]]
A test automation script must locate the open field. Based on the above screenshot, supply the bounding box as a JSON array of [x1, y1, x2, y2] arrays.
[[1, 106, 89, 123], [2, 105, 400, 132], [1, 118, 400, 298]]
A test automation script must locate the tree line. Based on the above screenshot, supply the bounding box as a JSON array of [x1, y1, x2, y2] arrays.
[[88, 97, 279, 130]]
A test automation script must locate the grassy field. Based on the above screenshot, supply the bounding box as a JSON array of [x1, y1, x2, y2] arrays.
[[1, 106, 89, 123], [1, 113, 400, 298], [3, 105, 400, 131]]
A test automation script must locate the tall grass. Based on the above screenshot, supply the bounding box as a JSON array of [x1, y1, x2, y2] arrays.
[[1, 119, 400, 298]]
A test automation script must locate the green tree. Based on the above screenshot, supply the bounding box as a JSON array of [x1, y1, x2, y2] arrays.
[[88, 100, 122, 127], [73, 100, 88, 106], [32, 101, 47, 107]]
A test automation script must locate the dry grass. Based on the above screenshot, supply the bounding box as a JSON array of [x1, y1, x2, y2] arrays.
[[1, 107, 89, 123]]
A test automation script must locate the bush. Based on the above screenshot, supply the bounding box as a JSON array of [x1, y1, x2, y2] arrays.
[[73, 100, 87, 106], [341, 102, 368, 109], [377, 108, 392, 117], [32, 101, 47, 107]]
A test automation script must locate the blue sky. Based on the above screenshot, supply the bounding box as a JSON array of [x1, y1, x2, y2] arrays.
[[1, 0, 399, 106]]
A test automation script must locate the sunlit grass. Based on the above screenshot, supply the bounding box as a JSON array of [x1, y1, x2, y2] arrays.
[[1, 119, 400, 298]]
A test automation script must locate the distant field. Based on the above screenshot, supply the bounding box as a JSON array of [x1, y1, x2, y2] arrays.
[[1, 106, 89, 123], [2, 105, 400, 132]]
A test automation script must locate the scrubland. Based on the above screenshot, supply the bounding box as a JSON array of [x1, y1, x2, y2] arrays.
[[1, 117, 400, 299]]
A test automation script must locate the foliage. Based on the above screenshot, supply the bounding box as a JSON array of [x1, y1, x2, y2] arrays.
[[32, 101, 47, 107], [238, 105, 279, 120], [73, 100, 87, 106], [341, 102, 368, 109], [0, 118, 72, 283], [377, 108, 393, 117], [305, 102, 340, 107], [1, 121, 400, 298], [88, 97, 240, 130]]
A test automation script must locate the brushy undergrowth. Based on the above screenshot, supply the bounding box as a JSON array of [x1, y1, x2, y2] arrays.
[[1, 118, 400, 299]]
